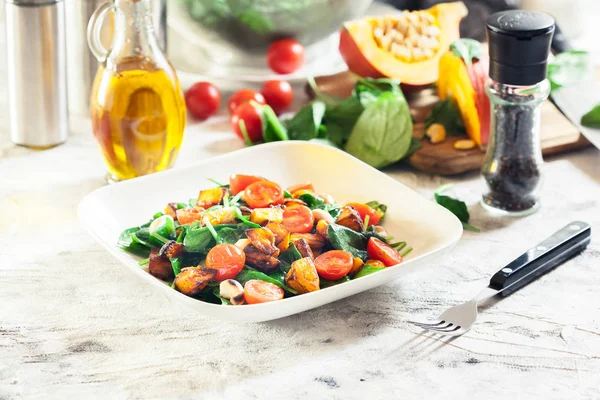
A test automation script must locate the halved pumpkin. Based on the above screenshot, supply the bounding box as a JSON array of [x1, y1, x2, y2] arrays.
[[339, 2, 467, 86]]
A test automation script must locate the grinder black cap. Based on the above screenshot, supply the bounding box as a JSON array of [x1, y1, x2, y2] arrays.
[[486, 10, 555, 86]]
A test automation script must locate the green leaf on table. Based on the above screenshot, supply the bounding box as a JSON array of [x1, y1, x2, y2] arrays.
[[286, 101, 326, 140], [262, 104, 289, 142], [450, 38, 481, 66], [353, 77, 403, 104], [581, 104, 600, 128], [424, 98, 465, 135], [547, 50, 590, 92], [344, 91, 413, 169], [324, 96, 364, 143], [434, 184, 480, 232], [307, 76, 344, 107]]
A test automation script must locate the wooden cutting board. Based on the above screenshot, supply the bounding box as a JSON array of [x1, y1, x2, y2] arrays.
[[310, 72, 592, 176]]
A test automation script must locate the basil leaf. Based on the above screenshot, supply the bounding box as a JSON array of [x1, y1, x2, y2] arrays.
[[286, 101, 326, 140], [450, 38, 481, 66], [327, 224, 368, 260], [424, 98, 465, 135], [344, 91, 413, 169], [548, 50, 590, 92], [581, 104, 600, 128], [262, 104, 289, 142]]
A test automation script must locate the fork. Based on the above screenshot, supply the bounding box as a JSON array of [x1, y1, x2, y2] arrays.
[[410, 221, 591, 337]]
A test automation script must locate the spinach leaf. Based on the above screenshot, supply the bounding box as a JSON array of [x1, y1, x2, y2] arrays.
[[450, 39, 481, 66], [262, 104, 289, 142], [365, 201, 387, 220], [284, 190, 293, 199], [581, 104, 600, 128], [548, 50, 590, 91], [279, 242, 303, 272], [344, 91, 413, 168], [286, 101, 326, 140], [405, 137, 423, 158], [307, 76, 344, 107], [117, 227, 150, 255], [216, 225, 247, 244], [327, 223, 368, 260], [353, 77, 403, 105], [297, 192, 325, 209], [212, 287, 232, 305], [424, 98, 465, 135], [353, 264, 385, 279], [183, 224, 239, 253], [363, 225, 388, 243], [324, 123, 346, 147], [434, 184, 479, 232], [325, 96, 364, 140], [324, 204, 342, 219], [309, 138, 339, 148], [320, 276, 351, 289], [236, 268, 297, 294], [132, 227, 163, 248]]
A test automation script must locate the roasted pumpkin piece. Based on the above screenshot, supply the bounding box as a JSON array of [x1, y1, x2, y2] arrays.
[[315, 219, 330, 239], [196, 187, 227, 208], [335, 206, 363, 232], [244, 245, 281, 274], [285, 257, 320, 294], [163, 203, 177, 219], [365, 259, 386, 269], [148, 248, 174, 281], [174, 267, 217, 297], [290, 233, 326, 250], [292, 189, 315, 199], [250, 207, 284, 225], [293, 238, 314, 260], [246, 228, 278, 256], [264, 222, 290, 245], [159, 240, 184, 259], [283, 198, 306, 207], [203, 206, 237, 226], [348, 257, 365, 277]]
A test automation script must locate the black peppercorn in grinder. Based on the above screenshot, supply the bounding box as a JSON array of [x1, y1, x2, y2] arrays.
[[481, 10, 555, 216]]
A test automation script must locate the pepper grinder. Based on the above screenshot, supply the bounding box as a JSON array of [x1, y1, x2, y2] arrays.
[[4, 0, 69, 148], [481, 10, 554, 216]]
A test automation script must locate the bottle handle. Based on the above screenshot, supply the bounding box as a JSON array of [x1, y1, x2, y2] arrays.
[[87, 2, 114, 63]]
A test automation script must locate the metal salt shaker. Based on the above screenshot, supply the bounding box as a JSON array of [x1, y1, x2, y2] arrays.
[[4, 0, 69, 148]]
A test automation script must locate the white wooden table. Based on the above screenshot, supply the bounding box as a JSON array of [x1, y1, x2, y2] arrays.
[[1, 108, 599, 399]]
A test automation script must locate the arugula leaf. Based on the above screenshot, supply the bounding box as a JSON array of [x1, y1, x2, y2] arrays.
[[262, 104, 289, 142], [580, 104, 600, 128], [286, 101, 326, 140], [450, 39, 481, 66], [327, 223, 368, 260], [344, 91, 413, 169], [424, 98, 465, 135], [434, 184, 480, 232], [548, 50, 590, 92]]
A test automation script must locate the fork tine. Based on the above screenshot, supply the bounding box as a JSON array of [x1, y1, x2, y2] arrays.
[[428, 324, 462, 333], [408, 320, 445, 328]]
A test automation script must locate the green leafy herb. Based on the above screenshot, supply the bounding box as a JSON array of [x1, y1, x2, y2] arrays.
[[234, 207, 261, 228], [320, 276, 351, 288], [279, 242, 303, 272], [327, 223, 368, 260], [547, 50, 590, 91], [286, 101, 326, 140], [581, 104, 600, 128], [353, 77, 402, 106], [309, 138, 339, 148], [434, 184, 480, 232], [424, 98, 465, 135], [262, 104, 289, 142], [236, 268, 297, 294], [149, 215, 177, 244], [171, 258, 183, 276], [117, 227, 150, 255], [297, 192, 325, 209], [284, 190, 293, 199], [207, 178, 229, 188], [365, 201, 387, 220], [353, 264, 385, 279], [405, 137, 423, 158], [307, 76, 343, 107], [182, 224, 239, 253], [344, 91, 413, 169], [212, 287, 232, 305], [450, 39, 481, 66], [216, 225, 246, 244], [324, 96, 364, 143], [324, 123, 345, 147]]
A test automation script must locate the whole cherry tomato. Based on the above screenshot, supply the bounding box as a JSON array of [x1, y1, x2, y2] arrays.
[[266, 39, 305, 74], [228, 89, 266, 114], [185, 82, 221, 120], [230, 103, 263, 143], [261, 80, 293, 114]]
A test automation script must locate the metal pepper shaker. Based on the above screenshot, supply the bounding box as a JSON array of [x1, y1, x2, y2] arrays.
[[481, 10, 554, 216], [4, 0, 69, 148]]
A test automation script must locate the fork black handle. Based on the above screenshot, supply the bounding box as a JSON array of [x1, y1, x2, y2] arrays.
[[489, 221, 591, 297]]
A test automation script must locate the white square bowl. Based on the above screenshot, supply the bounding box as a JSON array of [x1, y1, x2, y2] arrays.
[[78, 141, 462, 322]]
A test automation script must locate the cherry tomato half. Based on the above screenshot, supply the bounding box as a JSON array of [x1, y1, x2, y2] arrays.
[[228, 89, 266, 114], [266, 39, 305, 74], [185, 82, 221, 120], [244, 280, 284, 304], [345, 202, 382, 226], [244, 180, 284, 208], [314, 250, 354, 281], [261, 80, 293, 114], [231, 103, 263, 143], [176, 207, 203, 225], [229, 174, 264, 195], [367, 237, 403, 267], [286, 182, 314, 195], [282, 204, 314, 233], [205, 243, 246, 281]]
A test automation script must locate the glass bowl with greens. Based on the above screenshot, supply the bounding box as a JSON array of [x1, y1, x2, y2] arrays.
[[173, 0, 373, 70]]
